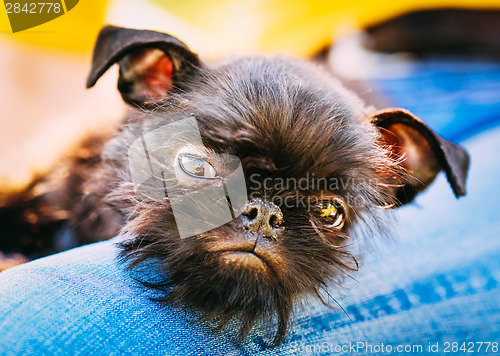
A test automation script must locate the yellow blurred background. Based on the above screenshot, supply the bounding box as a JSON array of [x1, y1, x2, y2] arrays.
[[2, 0, 500, 55], [1, 0, 499, 189]]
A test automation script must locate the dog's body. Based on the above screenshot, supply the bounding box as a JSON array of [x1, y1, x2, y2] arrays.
[[0, 26, 469, 344]]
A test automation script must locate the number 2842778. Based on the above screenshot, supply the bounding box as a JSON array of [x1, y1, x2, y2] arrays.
[[5, 3, 62, 14]]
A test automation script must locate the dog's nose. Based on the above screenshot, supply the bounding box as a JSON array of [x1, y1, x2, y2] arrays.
[[241, 199, 283, 238]]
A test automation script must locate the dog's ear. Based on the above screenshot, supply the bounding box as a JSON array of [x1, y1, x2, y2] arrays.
[[86, 25, 200, 107], [372, 108, 470, 205]]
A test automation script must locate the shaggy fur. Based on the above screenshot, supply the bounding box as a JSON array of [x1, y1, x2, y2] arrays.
[[0, 26, 469, 345], [106, 56, 397, 344]]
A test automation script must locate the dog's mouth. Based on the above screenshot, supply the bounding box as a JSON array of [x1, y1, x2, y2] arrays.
[[208, 238, 281, 274], [219, 249, 271, 271]]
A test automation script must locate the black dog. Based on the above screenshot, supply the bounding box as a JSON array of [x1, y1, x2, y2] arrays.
[[0, 26, 469, 344]]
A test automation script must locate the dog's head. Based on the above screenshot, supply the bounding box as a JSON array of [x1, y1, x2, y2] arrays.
[[88, 26, 470, 344]]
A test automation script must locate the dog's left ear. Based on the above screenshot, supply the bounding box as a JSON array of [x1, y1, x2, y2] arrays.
[[86, 25, 200, 107], [372, 108, 470, 205]]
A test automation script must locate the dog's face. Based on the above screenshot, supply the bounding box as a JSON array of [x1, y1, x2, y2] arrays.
[[88, 26, 470, 344]]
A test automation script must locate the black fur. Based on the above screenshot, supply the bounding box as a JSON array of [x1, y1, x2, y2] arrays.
[[112, 56, 397, 344], [0, 26, 469, 345]]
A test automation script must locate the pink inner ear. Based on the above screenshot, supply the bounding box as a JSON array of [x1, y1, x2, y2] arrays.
[[382, 123, 440, 184], [385, 124, 427, 169], [126, 48, 174, 99]]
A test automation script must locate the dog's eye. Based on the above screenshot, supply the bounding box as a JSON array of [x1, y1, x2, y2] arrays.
[[318, 201, 344, 229], [179, 155, 217, 179]]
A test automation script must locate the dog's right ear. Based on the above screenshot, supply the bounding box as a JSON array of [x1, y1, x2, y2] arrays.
[[86, 25, 200, 107]]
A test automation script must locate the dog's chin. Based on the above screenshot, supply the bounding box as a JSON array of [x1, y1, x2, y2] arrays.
[[119, 222, 352, 345], [157, 244, 294, 345]]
